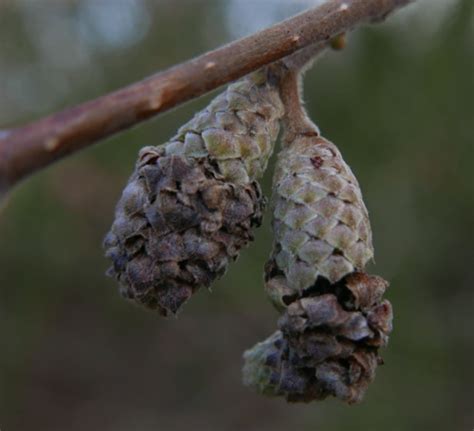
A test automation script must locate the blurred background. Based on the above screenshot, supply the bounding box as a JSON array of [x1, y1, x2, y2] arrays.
[[0, 0, 473, 430]]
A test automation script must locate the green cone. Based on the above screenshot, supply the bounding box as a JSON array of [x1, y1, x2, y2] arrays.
[[265, 134, 374, 309]]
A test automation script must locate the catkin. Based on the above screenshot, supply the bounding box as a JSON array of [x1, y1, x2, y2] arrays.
[[104, 69, 284, 316], [243, 68, 393, 404]]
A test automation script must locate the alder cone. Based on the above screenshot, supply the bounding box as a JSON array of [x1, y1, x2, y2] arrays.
[[104, 69, 284, 316], [265, 134, 374, 310], [243, 273, 393, 404]]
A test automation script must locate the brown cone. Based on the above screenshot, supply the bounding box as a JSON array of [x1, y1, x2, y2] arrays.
[[104, 147, 265, 315], [243, 272, 393, 403]]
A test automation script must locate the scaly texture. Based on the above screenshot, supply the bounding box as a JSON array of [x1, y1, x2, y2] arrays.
[[104, 69, 284, 316], [265, 134, 374, 310], [243, 272, 393, 403], [243, 67, 393, 404]]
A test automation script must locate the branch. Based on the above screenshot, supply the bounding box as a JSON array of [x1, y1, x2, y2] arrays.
[[0, 0, 413, 196]]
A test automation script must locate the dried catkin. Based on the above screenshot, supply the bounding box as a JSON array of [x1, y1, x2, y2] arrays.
[[104, 69, 284, 316], [243, 273, 392, 403]]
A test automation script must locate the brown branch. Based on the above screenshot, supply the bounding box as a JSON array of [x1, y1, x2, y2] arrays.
[[0, 0, 413, 196]]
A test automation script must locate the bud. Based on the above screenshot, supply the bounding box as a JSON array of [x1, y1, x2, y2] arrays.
[[104, 69, 284, 316], [243, 272, 393, 404]]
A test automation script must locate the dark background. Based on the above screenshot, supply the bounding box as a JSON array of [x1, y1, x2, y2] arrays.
[[1, 1, 473, 430]]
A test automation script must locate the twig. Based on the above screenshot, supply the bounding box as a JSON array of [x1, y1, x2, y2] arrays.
[[0, 0, 413, 196]]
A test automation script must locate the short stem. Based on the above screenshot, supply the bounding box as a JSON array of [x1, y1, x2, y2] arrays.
[[279, 70, 319, 146]]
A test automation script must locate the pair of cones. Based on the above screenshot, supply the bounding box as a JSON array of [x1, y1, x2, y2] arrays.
[[104, 61, 392, 404]]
